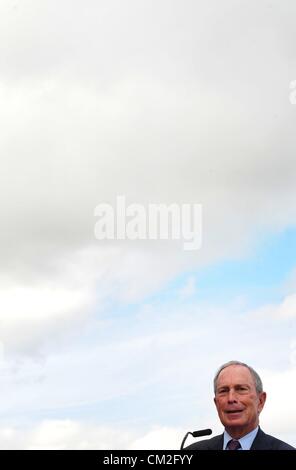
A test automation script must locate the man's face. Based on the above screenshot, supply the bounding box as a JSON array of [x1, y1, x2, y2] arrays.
[[214, 365, 266, 439]]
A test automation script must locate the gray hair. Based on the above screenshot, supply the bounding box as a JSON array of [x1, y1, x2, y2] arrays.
[[213, 360, 263, 394]]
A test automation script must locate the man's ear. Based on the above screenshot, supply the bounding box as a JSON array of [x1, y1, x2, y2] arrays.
[[213, 396, 217, 408], [258, 391, 267, 413]]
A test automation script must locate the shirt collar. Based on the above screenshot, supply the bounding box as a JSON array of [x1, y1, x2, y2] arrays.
[[223, 426, 259, 450]]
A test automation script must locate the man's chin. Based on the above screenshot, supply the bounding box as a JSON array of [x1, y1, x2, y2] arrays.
[[224, 422, 251, 439], [223, 412, 245, 425], [224, 421, 245, 432]]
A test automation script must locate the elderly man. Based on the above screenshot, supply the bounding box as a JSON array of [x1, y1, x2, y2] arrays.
[[186, 360, 295, 450]]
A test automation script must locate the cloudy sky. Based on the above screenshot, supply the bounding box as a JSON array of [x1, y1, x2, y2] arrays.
[[1, 0, 296, 449]]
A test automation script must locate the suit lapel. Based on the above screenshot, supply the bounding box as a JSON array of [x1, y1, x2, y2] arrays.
[[211, 434, 224, 450], [250, 428, 266, 450]]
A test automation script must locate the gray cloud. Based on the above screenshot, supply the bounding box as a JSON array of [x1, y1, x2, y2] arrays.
[[1, 0, 296, 353]]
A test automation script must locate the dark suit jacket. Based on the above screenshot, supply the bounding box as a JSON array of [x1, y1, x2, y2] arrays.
[[185, 428, 295, 450]]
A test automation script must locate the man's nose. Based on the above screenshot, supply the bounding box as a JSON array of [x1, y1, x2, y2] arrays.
[[227, 389, 238, 402]]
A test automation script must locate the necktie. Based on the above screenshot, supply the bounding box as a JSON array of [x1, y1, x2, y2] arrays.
[[227, 439, 241, 450]]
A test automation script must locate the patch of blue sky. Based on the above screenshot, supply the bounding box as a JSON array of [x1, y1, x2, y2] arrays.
[[135, 226, 296, 310], [2, 381, 199, 429], [81, 227, 296, 348]]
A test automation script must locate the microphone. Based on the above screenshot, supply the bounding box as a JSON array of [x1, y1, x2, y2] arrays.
[[180, 428, 212, 450], [192, 429, 212, 438]]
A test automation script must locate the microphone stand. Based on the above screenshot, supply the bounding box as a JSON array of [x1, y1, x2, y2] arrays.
[[180, 432, 193, 450], [180, 429, 212, 450]]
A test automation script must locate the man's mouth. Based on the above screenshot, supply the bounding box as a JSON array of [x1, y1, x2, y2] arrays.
[[225, 409, 244, 415]]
